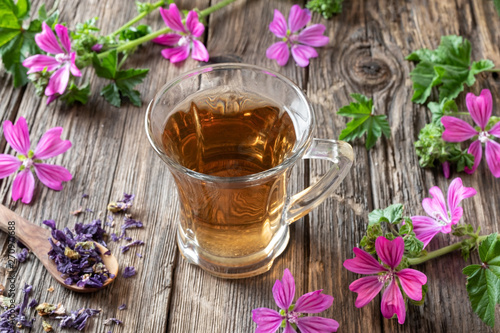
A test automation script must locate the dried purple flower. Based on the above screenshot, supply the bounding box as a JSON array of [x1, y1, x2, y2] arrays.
[[136, 253, 143, 258], [82, 193, 89, 198], [15, 248, 29, 263], [120, 240, 144, 254], [104, 317, 123, 325], [122, 266, 136, 278], [28, 299, 38, 308], [85, 208, 94, 213], [0, 284, 36, 332], [107, 193, 135, 213], [70, 207, 83, 216], [44, 220, 112, 289], [118, 303, 127, 310], [56, 308, 101, 330]]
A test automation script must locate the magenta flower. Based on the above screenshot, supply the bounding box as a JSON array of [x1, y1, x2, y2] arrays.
[[266, 5, 329, 67], [153, 4, 209, 63], [0, 117, 72, 204], [343, 237, 427, 325], [411, 178, 476, 248], [252, 268, 339, 333], [442, 89, 500, 177], [22, 22, 81, 105]]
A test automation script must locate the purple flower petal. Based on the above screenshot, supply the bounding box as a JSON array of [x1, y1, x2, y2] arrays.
[[272, 268, 295, 310], [298, 24, 329, 47], [35, 22, 63, 54], [441, 116, 477, 142], [55, 24, 71, 53], [442, 161, 450, 178], [252, 307, 283, 333], [153, 33, 182, 46], [45, 64, 70, 96], [349, 276, 384, 308], [0, 154, 21, 178], [411, 215, 443, 248], [23, 54, 60, 74], [466, 89, 492, 130], [489, 121, 500, 138], [269, 9, 288, 38], [69, 53, 81, 77], [122, 266, 136, 278], [294, 290, 333, 314], [33, 127, 72, 160], [288, 5, 311, 33], [266, 41, 290, 66], [160, 4, 186, 33], [291, 44, 318, 67], [375, 236, 404, 269], [446, 178, 476, 214], [186, 10, 204, 38], [464, 140, 483, 175], [343, 247, 386, 275], [485, 139, 500, 177], [296, 316, 339, 333], [380, 279, 406, 324], [3, 117, 31, 155], [191, 40, 209, 62], [422, 186, 447, 221], [91, 43, 103, 52], [12, 170, 35, 204], [34, 163, 72, 191], [283, 322, 297, 333], [161, 44, 190, 63], [396, 268, 427, 301], [46, 94, 60, 105]]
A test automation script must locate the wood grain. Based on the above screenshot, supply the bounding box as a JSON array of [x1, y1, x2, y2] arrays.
[[0, 0, 499, 332]]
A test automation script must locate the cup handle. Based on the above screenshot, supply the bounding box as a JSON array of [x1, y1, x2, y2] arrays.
[[286, 139, 354, 224]]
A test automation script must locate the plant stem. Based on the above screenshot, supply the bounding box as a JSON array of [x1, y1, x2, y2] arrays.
[[97, 0, 238, 59], [486, 68, 500, 72], [407, 235, 489, 266], [109, 0, 166, 37]]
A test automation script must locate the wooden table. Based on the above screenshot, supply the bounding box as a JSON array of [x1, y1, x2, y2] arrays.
[[1, 0, 500, 332]]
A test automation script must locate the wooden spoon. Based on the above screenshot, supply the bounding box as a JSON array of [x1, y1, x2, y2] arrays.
[[0, 204, 118, 293]]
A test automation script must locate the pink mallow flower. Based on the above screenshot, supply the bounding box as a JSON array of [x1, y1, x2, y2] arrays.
[[22, 22, 81, 104], [411, 178, 476, 248], [153, 4, 209, 63], [442, 89, 500, 177], [343, 237, 427, 325], [252, 268, 339, 333], [0, 117, 72, 204], [266, 5, 329, 67]]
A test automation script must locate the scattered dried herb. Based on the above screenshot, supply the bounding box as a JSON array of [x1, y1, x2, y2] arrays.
[[70, 207, 83, 216], [47, 287, 54, 293], [43, 220, 113, 288], [120, 240, 144, 254], [118, 303, 127, 311], [104, 317, 123, 325], [15, 248, 29, 263], [107, 193, 135, 213], [42, 320, 53, 332], [122, 266, 136, 278], [35, 303, 65, 317], [56, 308, 101, 330], [28, 299, 38, 309], [0, 284, 35, 332]]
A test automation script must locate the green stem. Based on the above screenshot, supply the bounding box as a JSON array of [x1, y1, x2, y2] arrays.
[[47, 0, 60, 16], [97, 0, 238, 59], [486, 68, 500, 72], [407, 235, 489, 266], [109, 0, 166, 37]]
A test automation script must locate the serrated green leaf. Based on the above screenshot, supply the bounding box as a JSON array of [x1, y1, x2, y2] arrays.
[[406, 35, 495, 104], [337, 94, 390, 150], [61, 82, 90, 105], [14, 0, 29, 19], [427, 98, 458, 125], [368, 204, 404, 226], [0, 0, 21, 29], [101, 83, 121, 107], [368, 209, 384, 226], [92, 50, 117, 79], [463, 234, 500, 327], [305, 0, 343, 19]]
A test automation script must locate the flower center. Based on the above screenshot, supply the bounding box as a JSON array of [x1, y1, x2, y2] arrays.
[[286, 311, 300, 324], [22, 158, 34, 169], [478, 131, 489, 143], [378, 270, 395, 284], [55, 53, 71, 63], [178, 35, 192, 46]]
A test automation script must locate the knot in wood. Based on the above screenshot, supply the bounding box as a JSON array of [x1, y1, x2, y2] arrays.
[[342, 45, 394, 93]]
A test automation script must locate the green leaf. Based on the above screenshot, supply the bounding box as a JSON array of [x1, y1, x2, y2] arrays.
[[337, 93, 390, 150], [463, 233, 500, 327], [14, 0, 29, 19], [93, 51, 148, 107], [119, 24, 151, 42], [494, 0, 500, 16], [427, 98, 458, 125], [406, 35, 495, 104], [306, 0, 343, 19], [368, 204, 404, 225], [61, 82, 91, 105]]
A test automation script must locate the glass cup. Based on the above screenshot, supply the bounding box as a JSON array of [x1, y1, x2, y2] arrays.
[[145, 63, 354, 278]]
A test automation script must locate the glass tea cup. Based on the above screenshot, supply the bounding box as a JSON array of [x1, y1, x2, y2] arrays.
[[145, 63, 354, 278]]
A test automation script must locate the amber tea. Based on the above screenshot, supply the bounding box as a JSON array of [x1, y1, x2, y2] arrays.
[[162, 92, 297, 259]]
